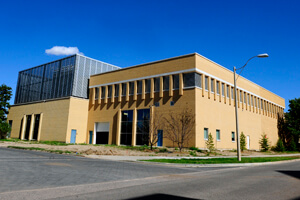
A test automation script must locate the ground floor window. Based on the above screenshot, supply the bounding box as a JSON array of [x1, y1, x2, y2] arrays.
[[204, 128, 208, 140], [121, 110, 133, 145], [216, 129, 220, 141], [32, 114, 40, 140], [232, 132, 235, 142], [136, 109, 150, 146]]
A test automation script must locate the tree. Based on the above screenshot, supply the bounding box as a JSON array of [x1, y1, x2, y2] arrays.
[[259, 133, 270, 152], [0, 84, 12, 122], [0, 84, 12, 139], [205, 133, 215, 152], [164, 108, 195, 152], [285, 98, 300, 150], [274, 138, 285, 152], [240, 132, 246, 152]]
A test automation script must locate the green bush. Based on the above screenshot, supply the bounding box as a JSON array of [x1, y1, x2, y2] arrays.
[[274, 138, 285, 152], [240, 132, 246, 152], [159, 148, 168, 153], [259, 133, 270, 152], [189, 146, 198, 151], [287, 137, 297, 151], [189, 151, 197, 157]]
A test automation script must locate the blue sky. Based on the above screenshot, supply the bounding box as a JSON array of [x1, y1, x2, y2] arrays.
[[0, 0, 299, 111]]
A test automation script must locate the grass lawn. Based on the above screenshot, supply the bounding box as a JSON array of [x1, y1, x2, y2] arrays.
[[141, 156, 300, 164]]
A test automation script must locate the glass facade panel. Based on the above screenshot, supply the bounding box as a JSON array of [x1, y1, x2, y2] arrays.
[[183, 73, 194, 88], [115, 84, 119, 97], [101, 87, 106, 99], [163, 76, 169, 91], [121, 110, 133, 145], [145, 79, 151, 93], [122, 83, 127, 96], [216, 130, 220, 141], [211, 79, 214, 93], [136, 109, 150, 145], [205, 76, 208, 90], [137, 80, 142, 94], [195, 73, 202, 88], [108, 85, 112, 98], [204, 128, 208, 140], [222, 83, 225, 96], [216, 81, 220, 94], [95, 88, 99, 100], [231, 87, 234, 99], [129, 82, 134, 95], [154, 77, 160, 92]]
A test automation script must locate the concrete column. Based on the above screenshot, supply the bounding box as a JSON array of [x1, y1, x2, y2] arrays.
[[126, 82, 129, 101], [92, 88, 95, 105], [150, 78, 154, 99], [179, 73, 183, 96], [169, 75, 173, 97], [141, 80, 145, 100], [219, 82, 222, 102], [118, 83, 122, 102], [131, 108, 137, 146], [104, 85, 108, 104], [116, 109, 121, 145], [201, 75, 205, 97], [21, 115, 27, 140], [158, 77, 163, 98], [89, 88, 93, 105], [208, 77, 211, 99], [133, 81, 137, 101], [28, 114, 35, 140], [111, 85, 115, 103], [97, 87, 101, 104], [245, 93, 248, 110], [242, 92, 244, 110], [37, 113, 43, 141], [224, 84, 227, 104], [213, 79, 216, 101]]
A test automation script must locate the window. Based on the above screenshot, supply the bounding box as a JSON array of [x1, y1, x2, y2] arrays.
[[231, 87, 234, 99], [195, 73, 202, 88], [122, 83, 127, 96], [154, 77, 160, 92], [183, 73, 202, 88], [129, 82, 134, 95], [136, 109, 150, 145], [115, 84, 119, 97], [145, 79, 151, 93], [216, 81, 220, 95], [170, 101, 175, 106], [232, 132, 235, 142], [240, 91, 242, 102], [173, 74, 179, 89], [121, 110, 133, 145], [163, 76, 169, 91], [251, 95, 253, 106], [227, 85, 229, 98], [154, 102, 160, 107], [261, 99, 263, 110], [137, 80, 142, 94], [254, 97, 257, 107], [108, 85, 112, 98], [222, 83, 225, 97], [244, 93, 246, 104], [204, 128, 208, 140], [95, 87, 99, 100], [211, 79, 214, 93], [258, 98, 260, 109], [205, 76, 208, 90], [216, 130, 220, 141], [101, 87, 106, 99]]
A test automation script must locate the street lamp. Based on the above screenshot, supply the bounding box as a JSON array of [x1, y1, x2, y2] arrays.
[[234, 53, 269, 161]]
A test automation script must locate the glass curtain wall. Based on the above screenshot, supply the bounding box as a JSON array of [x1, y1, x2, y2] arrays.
[[136, 109, 150, 145]]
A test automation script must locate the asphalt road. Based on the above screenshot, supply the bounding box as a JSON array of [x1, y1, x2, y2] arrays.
[[0, 147, 299, 200]]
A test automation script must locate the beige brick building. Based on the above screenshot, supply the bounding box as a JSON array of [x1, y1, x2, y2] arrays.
[[7, 53, 285, 150]]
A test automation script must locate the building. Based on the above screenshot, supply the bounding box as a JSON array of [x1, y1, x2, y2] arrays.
[[8, 53, 285, 150], [7, 54, 120, 143]]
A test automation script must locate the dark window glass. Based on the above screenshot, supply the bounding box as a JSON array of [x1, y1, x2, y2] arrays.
[[129, 82, 134, 95], [211, 79, 215, 92], [163, 76, 169, 91], [122, 83, 127, 96], [216, 81, 220, 94], [115, 84, 119, 97], [137, 80, 142, 94], [173, 74, 179, 89], [108, 85, 112, 98], [145, 79, 151, 93], [183, 73, 194, 87], [101, 87, 106, 99], [121, 110, 133, 145], [136, 109, 150, 145], [227, 85, 229, 98], [195, 73, 202, 88], [205, 76, 208, 90], [222, 83, 225, 96], [154, 77, 160, 92], [95, 88, 99, 100]]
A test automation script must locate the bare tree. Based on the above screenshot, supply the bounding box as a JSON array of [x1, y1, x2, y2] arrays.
[[163, 108, 195, 152]]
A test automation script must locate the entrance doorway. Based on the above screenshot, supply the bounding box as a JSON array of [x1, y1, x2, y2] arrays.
[[70, 129, 77, 144], [95, 122, 109, 144], [157, 130, 163, 147]]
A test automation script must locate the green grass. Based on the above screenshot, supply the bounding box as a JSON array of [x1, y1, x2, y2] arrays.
[[7, 146, 73, 154], [141, 156, 300, 164]]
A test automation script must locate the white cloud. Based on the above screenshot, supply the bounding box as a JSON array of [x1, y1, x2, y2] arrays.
[[45, 46, 84, 56]]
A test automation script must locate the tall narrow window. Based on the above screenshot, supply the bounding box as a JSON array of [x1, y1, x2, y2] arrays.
[[205, 76, 208, 90], [121, 110, 133, 145], [240, 91, 243, 103], [216, 130, 220, 141], [204, 128, 208, 140], [115, 84, 119, 97], [108, 85, 112, 98], [163, 76, 169, 91], [231, 87, 234, 99], [173, 74, 179, 89], [222, 83, 225, 97], [232, 132, 235, 142], [254, 97, 257, 107], [244, 92, 247, 104], [122, 83, 127, 96], [216, 81, 220, 95], [95, 87, 99, 100], [154, 77, 160, 92], [129, 82, 134, 95], [137, 80, 142, 94], [195, 73, 202, 88], [101, 87, 106, 99], [211, 79, 214, 93], [145, 79, 151, 93], [136, 109, 150, 146]]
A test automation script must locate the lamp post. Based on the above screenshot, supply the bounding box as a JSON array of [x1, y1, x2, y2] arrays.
[[234, 53, 269, 161]]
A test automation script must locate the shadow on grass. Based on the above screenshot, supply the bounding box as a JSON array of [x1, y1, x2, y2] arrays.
[[277, 171, 300, 179], [126, 193, 200, 200]]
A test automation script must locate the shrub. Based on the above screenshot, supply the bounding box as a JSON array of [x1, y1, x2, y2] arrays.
[[259, 133, 270, 152], [189, 151, 197, 157], [205, 133, 215, 152], [274, 138, 285, 152], [240, 132, 246, 152], [159, 148, 168, 153], [287, 137, 297, 151], [189, 146, 198, 151]]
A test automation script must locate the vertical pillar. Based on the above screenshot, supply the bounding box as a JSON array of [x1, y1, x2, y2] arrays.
[[118, 83, 122, 102], [141, 80, 145, 100], [179, 73, 183, 96], [89, 88, 93, 105], [28, 114, 35, 140], [202, 75, 205, 97], [169, 75, 173, 97], [92, 88, 95, 105], [245, 93, 248, 110], [131, 108, 137, 146], [224, 84, 227, 104], [97, 87, 101, 104], [104, 85, 108, 104], [150, 78, 154, 99], [116, 109, 121, 146], [37, 113, 43, 141], [133, 81, 137, 101], [126, 82, 129, 101], [219, 82, 222, 102], [159, 77, 163, 98], [242, 92, 244, 110], [213, 79, 216, 101], [21, 115, 27, 140], [111, 85, 115, 103], [208, 77, 211, 99]]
